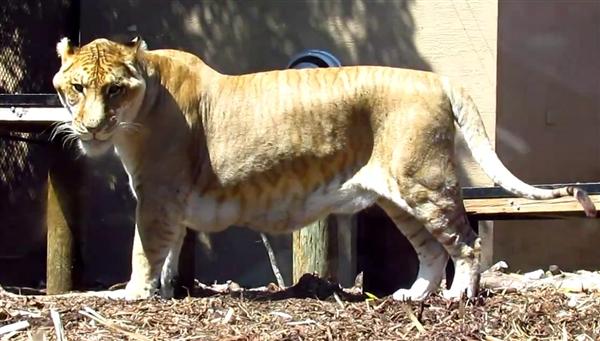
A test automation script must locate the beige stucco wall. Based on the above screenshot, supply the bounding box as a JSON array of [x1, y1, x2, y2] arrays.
[[492, 1, 600, 272], [80, 0, 498, 186], [412, 0, 497, 186]]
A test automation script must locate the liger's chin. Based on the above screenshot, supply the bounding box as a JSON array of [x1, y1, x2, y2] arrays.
[[78, 139, 115, 157]]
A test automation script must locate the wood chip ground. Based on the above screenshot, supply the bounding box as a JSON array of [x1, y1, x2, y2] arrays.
[[1, 278, 599, 341]]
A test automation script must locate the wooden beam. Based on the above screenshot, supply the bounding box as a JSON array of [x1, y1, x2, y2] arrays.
[[464, 194, 600, 220], [0, 107, 69, 123]]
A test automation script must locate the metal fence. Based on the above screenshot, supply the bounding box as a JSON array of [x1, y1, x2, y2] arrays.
[[0, 0, 79, 287], [0, 0, 79, 94]]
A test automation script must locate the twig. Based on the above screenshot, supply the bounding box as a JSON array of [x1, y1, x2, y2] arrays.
[[79, 306, 150, 341], [15, 310, 43, 318], [402, 304, 425, 333], [0, 320, 30, 335], [485, 336, 504, 341], [287, 319, 317, 326], [260, 233, 286, 288], [50, 309, 66, 341], [221, 308, 234, 324], [27, 330, 47, 341], [270, 311, 293, 321], [236, 302, 252, 319], [333, 292, 345, 310]]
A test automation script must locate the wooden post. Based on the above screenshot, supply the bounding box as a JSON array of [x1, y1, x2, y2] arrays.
[[288, 50, 343, 285], [292, 217, 336, 283], [46, 175, 72, 294], [335, 214, 357, 288]]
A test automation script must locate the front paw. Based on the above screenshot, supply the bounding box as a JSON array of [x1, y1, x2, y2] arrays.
[[392, 288, 431, 301], [122, 281, 158, 300], [159, 283, 175, 299]]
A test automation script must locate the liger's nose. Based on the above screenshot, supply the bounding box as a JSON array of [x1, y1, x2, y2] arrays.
[[84, 123, 102, 134], [83, 116, 117, 133], [82, 117, 103, 133]]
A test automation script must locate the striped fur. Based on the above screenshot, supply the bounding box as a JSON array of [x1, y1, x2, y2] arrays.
[[53, 38, 595, 301]]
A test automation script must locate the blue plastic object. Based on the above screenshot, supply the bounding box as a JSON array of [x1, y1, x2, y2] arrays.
[[287, 49, 342, 69]]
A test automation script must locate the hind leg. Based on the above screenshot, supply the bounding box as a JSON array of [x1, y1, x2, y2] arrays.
[[410, 191, 481, 299], [378, 199, 449, 300], [353, 161, 479, 299]]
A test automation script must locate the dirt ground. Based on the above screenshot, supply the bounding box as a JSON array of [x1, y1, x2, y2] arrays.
[[1, 272, 599, 341]]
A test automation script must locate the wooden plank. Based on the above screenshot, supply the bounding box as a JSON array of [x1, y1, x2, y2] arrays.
[[463, 182, 600, 199], [0, 107, 70, 123], [464, 194, 600, 219]]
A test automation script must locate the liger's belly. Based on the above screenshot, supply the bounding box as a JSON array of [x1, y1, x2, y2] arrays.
[[182, 170, 377, 233]]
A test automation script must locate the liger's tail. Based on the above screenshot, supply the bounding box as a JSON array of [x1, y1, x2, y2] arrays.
[[440, 77, 596, 217]]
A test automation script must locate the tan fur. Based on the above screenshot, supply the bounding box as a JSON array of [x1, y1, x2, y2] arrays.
[[53, 38, 595, 300]]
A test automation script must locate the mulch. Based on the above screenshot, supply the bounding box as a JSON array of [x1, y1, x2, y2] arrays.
[[1, 274, 599, 341]]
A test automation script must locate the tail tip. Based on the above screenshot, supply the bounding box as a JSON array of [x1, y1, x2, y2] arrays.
[[572, 187, 597, 218]]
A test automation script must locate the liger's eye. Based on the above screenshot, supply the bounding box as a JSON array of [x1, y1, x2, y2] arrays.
[[107, 85, 123, 97], [72, 83, 84, 93]]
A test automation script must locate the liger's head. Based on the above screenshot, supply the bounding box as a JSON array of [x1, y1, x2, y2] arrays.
[[53, 37, 147, 156]]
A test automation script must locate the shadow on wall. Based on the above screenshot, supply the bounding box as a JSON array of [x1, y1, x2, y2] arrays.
[[82, 0, 432, 73], [67, 0, 433, 290], [0, 0, 77, 94]]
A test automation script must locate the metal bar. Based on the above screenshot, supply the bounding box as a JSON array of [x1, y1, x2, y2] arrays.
[[0, 94, 61, 107], [0, 130, 51, 145]]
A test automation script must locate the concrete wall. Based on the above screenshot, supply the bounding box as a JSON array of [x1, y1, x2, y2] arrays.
[[492, 0, 600, 272], [73, 0, 498, 292]]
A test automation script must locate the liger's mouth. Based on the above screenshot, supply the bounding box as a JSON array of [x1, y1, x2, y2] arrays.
[[81, 137, 111, 146], [77, 132, 116, 156], [78, 130, 115, 143], [77, 118, 119, 142]]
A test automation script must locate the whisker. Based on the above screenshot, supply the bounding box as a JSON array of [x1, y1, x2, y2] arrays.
[[50, 127, 65, 142], [46, 121, 61, 141], [61, 134, 72, 149], [119, 122, 140, 129], [49, 121, 73, 142], [43, 120, 69, 134], [61, 133, 79, 150], [118, 122, 143, 134]]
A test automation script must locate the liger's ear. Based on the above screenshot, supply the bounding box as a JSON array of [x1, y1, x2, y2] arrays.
[[126, 36, 148, 55], [56, 37, 77, 63]]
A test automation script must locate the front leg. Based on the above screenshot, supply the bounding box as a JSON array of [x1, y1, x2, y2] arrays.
[[124, 202, 184, 300], [159, 227, 185, 298]]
